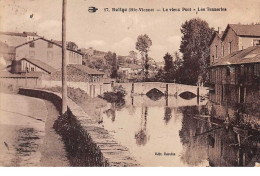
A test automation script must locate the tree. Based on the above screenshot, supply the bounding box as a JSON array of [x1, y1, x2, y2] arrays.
[[117, 56, 126, 65], [144, 53, 150, 80], [129, 50, 138, 63], [135, 34, 152, 81], [172, 51, 183, 82], [163, 53, 174, 82], [154, 68, 164, 82], [89, 58, 104, 70], [173, 52, 183, 70], [104, 51, 113, 66], [110, 52, 118, 79], [180, 18, 214, 85], [67, 41, 78, 50]]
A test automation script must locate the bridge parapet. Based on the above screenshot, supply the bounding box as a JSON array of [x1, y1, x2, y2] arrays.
[[114, 82, 208, 96]]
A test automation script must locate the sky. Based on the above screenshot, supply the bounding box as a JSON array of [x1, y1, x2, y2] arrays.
[[0, 0, 260, 61]]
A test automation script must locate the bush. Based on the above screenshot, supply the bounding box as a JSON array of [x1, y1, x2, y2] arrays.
[[102, 85, 126, 103]]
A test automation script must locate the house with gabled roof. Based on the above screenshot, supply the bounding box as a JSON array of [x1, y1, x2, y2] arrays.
[[209, 24, 260, 65], [15, 37, 83, 71]]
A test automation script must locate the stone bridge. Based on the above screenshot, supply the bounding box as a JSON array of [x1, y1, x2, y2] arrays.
[[115, 82, 209, 96]]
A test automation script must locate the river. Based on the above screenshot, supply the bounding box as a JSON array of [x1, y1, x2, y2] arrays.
[[100, 95, 260, 167]]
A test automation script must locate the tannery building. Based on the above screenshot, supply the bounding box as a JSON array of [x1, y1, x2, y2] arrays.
[[208, 24, 260, 127]]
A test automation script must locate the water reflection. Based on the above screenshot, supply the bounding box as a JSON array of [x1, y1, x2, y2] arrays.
[[163, 107, 172, 125], [103, 100, 126, 122], [135, 106, 149, 146], [101, 95, 260, 166]]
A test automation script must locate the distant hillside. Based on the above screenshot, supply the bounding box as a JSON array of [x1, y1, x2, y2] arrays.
[[79, 47, 142, 72]]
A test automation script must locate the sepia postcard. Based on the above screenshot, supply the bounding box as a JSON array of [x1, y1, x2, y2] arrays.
[[0, 0, 260, 167]]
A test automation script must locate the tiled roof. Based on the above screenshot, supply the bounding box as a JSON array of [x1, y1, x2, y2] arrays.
[[221, 24, 260, 40], [21, 58, 57, 73], [69, 65, 105, 75], [229, 24, 260, 37], [210, 46, 260, 67]]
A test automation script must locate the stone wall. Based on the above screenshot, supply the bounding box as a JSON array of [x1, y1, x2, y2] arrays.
[[18, 88, 140, 167], [115, 82, 208, 96], [41, 80, 106, 98], [0, 77, 41, 89]]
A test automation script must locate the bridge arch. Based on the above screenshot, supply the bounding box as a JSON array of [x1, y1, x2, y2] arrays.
[[115, 82, 208, 96]]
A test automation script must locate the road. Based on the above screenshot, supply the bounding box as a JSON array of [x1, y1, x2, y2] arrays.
[[0, 93, 69, 166]]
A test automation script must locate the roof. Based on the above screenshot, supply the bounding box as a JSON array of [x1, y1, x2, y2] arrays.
[[209, 31, 224, 46], [20, 58, 57, 74], [0, 31, 38, 37], [210, 46, 260, 67], [69, 65, 105, 75], [15, 37, 83, 55], [0, 71, 43, 78], [222, 24, 260, 40], [103, 78, 116, 84], [120, 64, 142, 70], [22, 32, 38, 36]]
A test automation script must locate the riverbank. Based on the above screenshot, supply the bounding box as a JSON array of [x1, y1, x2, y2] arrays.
[[42, 87, 108, 121], [19, 88, 140, 166]]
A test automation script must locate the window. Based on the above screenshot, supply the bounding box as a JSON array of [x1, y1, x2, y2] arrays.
[[48, 42, 53, 48], [31, 67, 35, 71], [229, 41, 232, 54], [222, 44, 224, 57], [29, 42, 35, 48], [25, 63, 29, 72], [215, 45, 218, 58]]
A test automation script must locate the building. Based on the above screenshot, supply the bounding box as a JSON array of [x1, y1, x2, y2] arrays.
[[209, 24, 260, 65], [209, 46, 260, 105], [118, 64, 142, 77], [0, 31, 40, 47], [17, 58, 56, 74], [15, 37, 83, 70], [50, 65, 105, 97], [208, 24, 260, 126]]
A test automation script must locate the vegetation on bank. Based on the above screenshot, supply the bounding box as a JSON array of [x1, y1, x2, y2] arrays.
[[100, 85, 126, 104], [152, 18, 214, 85], [42, 86, 107, 119]]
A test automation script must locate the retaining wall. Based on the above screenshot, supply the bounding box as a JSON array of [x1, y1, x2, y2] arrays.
[[41, 80, 106, 98], [18, 88, 140, 167]]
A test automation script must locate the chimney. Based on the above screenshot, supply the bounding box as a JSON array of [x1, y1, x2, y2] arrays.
[[218, 27, 220, 33]]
